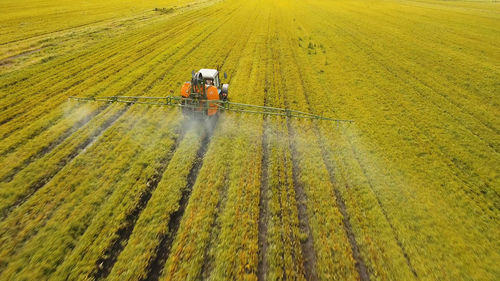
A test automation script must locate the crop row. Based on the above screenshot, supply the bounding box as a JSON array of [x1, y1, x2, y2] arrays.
[[0, 104, 127, 218], [259, 18, 307, 281], [47, 2, 255, 280], [106, 125, 206, 281], [0, 105, 182, 280], [0, 0, 192, 45], [48, 107, 182, 281], [270, 6, 362, 279], [0, 3, 219, 140], [1, 0, 497, 280], [0, 1, 258, 280], [0, 102, 105, 182], [156, 3, 267, 280], [0, 0, 235, 211], [286, 0, 499, 280]]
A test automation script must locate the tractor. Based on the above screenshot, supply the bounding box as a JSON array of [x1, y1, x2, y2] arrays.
[[180, 69, 229, 118]]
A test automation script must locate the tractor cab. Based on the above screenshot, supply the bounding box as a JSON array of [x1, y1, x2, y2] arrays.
[[199, 69, 220, 87], [198, 69, 228, 100]]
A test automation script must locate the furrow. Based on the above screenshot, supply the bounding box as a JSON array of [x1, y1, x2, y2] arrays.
[[0, 107, 178, 280], [145, 132, 212, 281], [286, 119, 318, 281], [257, 115, 270, 281], [286, 19, 418, 278], [90, 128, 186, 280], [0, 103, 110, 182], [347, 137, 419, 278], [0, 105, 129, 220], [334, 188, 371, 281], [290, 58, 371, 281]]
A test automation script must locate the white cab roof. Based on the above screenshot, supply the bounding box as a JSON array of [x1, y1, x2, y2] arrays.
[[198, 69, 218, 79]]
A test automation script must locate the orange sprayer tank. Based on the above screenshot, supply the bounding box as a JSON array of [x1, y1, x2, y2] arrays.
[[180, 82, 191, 98], [206, 85, 219, 116]]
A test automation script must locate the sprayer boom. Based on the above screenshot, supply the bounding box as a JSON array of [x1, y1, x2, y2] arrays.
[[68, 95, 353, 123]]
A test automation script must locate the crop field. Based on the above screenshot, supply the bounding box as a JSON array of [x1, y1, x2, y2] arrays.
[[0, 0, 499, 280]]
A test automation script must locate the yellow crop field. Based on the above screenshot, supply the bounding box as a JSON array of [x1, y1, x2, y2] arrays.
[[0, 0, 498, 280]]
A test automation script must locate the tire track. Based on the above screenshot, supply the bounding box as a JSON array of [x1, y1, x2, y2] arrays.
[[283, 23, 371, 280], [269, 19, 317, 277], [197, 19, 259, 281], [292, 73, 372, 281], [290, 78, 372, 281], [171, 17, 258, 274], [257, 115, 270, 281], [0, 105, 130, 220], [315, 133, 373, 281], [197, 8, 266, 278], [333, 181, 372, 281], [285, 119, 318, 281], [347, 139, 419, 278], [257, 33, 272, 278], [90, 127, 187, 281], [192, 15, 257, 270], [143, 132, 212, 281], [310, 84, 417, 278]]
